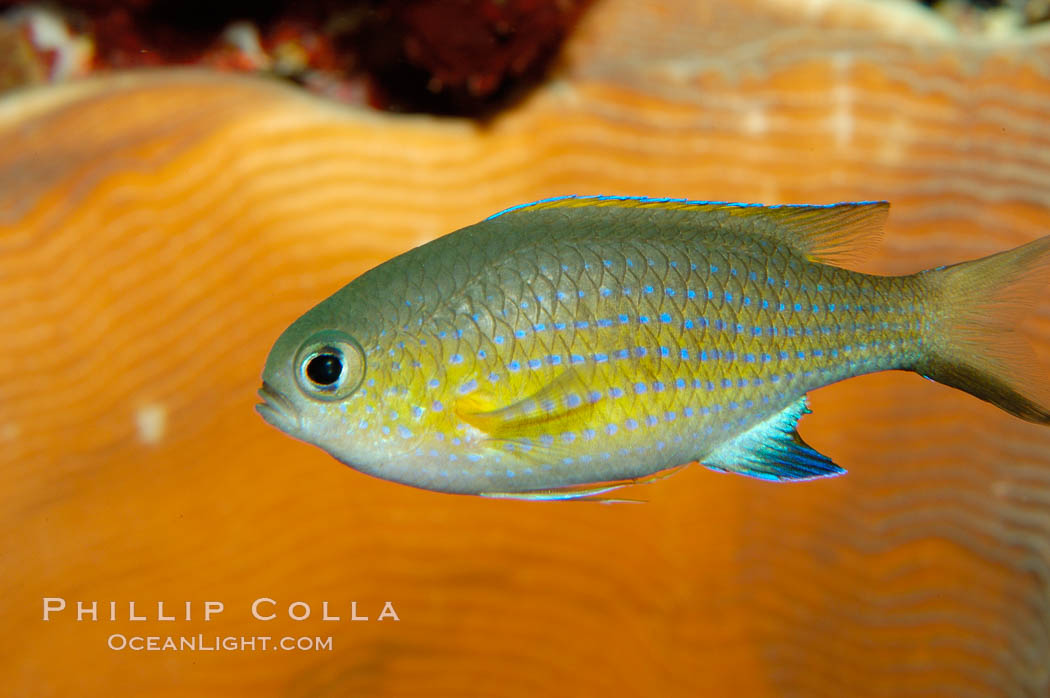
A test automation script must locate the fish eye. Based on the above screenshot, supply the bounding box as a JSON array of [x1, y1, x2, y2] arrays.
[[294, 330, 365, 401], [306, 353, 342, 386]]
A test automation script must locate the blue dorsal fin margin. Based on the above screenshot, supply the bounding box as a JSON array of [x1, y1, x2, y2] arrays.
[[486, 194, 888, 220]]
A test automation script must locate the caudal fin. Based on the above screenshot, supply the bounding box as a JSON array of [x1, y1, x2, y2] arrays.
[[918, 235, 1050, 425]]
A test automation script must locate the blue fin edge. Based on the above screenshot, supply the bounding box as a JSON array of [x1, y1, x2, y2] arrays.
[[487, 194, 888, 220]]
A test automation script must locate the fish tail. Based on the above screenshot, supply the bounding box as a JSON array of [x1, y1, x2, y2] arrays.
[[917, 235, 1050, 424]]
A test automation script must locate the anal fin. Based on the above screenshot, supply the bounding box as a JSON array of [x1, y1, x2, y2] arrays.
[[703, 396, 845, 481]]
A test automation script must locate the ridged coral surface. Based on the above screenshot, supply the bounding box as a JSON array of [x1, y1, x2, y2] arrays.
[[3, 0, 1050, 696]]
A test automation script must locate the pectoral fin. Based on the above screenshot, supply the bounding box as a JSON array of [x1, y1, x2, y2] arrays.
[[703, 396, 845, 481], [454, 368, 598, 441]]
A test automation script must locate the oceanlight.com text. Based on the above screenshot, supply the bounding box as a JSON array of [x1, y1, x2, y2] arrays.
[[107, 634, 333, 652]]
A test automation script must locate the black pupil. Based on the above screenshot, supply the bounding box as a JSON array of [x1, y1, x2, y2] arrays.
[[306, 353, 343, 386]]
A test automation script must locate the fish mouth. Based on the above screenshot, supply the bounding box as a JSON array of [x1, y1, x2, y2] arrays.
[[256, 381, 301, 435]]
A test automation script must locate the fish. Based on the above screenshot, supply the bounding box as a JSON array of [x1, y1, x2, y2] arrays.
[[257, 195, 1050, 500]]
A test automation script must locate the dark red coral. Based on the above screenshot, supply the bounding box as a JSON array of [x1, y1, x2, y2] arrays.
[[0, 0, 593, 116], [362, 0, 591, 113]]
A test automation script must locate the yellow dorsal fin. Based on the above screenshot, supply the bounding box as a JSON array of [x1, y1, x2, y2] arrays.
[[487, 195, 889, 267]]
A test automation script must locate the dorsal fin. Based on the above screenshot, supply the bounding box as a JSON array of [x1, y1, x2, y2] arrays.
[[487, 195, 889, 267]]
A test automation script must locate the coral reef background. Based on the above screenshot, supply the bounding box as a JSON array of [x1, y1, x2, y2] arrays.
[[3, 0, 1050, 696]]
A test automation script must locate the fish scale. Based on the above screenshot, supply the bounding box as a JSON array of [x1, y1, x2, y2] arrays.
[[258, 195, 1050, 498], [455, 243, 915, 468]]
